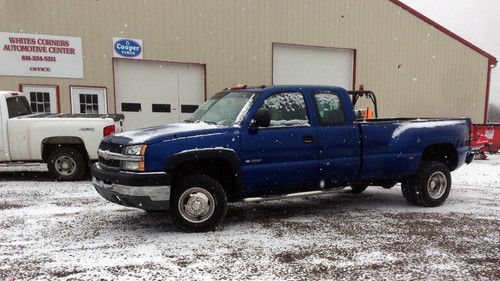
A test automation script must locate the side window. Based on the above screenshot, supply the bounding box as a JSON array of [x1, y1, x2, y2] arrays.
[[313, 91, 345, 125], [262, 92, 310, 127]]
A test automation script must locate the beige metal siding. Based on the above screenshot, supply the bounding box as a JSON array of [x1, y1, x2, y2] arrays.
[[0, 0, 489, 123]]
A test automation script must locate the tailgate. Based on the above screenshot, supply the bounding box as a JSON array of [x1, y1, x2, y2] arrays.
[[108, 114, 125, 133]]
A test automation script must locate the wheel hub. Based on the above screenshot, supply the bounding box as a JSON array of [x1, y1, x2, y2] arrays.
[[427, 171, 447, 199], [178, 187, 215, 223], [187, 196, 208, 215], [54, 155, 77, 176]]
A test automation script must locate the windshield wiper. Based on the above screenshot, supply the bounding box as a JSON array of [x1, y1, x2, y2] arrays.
[[196, 120, 218, 125]]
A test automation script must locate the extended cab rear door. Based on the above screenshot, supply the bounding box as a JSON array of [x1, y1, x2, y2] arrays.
[[239, 90, 319, 195], [312, 89, 361, 185]]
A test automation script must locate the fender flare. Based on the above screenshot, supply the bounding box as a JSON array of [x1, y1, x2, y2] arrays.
[[165, 148, 244, 197], [41, 136, 89, 162]]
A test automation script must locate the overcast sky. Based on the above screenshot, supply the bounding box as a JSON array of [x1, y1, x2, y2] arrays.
[[401, 0, 500, 106]]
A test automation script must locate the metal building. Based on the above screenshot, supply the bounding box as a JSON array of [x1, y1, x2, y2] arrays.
[[0, 0, 497, 130]]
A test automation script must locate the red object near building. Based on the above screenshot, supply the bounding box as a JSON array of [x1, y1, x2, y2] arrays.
[[472, 124, 500, 154]]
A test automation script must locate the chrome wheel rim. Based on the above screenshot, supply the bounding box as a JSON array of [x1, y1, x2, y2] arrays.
[[54, 155, 77, 176], [178, 187, 215, 223], [427, 171, 447, 199]]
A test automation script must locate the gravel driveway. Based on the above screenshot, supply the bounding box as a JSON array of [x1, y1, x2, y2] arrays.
[[1, 156, 499, 280]]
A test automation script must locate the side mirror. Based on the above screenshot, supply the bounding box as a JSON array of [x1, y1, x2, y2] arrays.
[[251, 108, 271, 130]]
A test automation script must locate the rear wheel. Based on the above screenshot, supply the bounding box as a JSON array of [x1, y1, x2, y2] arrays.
[[350, 183, 368, 194], [401, 161, 451, 207], [401, 178, 418, 205], [170, 174, 228, 232], [47, 147, 87, 181]]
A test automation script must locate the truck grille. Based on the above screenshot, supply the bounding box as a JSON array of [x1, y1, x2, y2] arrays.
[[98, 141, 123, 168]]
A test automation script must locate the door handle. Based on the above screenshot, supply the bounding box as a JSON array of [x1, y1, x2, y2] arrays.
[[303, 135, 315, 143]]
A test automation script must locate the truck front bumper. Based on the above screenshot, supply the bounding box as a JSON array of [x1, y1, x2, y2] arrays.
[[91, 163, 171, 211]]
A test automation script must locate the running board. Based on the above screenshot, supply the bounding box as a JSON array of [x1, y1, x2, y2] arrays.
[[242, 187, 346, 203], [0, 162, 43, 167]]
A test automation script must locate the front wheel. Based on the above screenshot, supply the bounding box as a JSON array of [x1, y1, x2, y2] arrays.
[[401, 161, 451, 207], [170, 175, 228, 232], [47, 147, 87, 181]]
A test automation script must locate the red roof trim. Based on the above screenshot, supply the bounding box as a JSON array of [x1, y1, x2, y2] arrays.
[[390, 0, 498, 65]]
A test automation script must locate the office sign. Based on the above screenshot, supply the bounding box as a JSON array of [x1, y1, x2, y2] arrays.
[[0, 32, 83, 78]]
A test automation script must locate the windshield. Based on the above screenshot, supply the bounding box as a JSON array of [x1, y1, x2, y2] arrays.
[[6, 96, 33, 118], [187, 91, 259, 126]]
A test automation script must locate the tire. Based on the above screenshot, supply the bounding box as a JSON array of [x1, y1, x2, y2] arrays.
[[381, 182, 397, 189], [350, 183, 368, 194], [401, 178, 418, 205], [170, 174, 228, 232], [401, 161, 451, 207], [47, 147, 87, 181], [145, 210, 168, 215]]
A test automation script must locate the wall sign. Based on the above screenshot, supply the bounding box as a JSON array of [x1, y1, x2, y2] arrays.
[[113, 37, 143, 59], [0, 32, 83, 78]]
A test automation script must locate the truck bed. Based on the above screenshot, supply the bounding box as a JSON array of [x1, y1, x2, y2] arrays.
[[24, 113, 125, 122], [358, 117, 471, 181]]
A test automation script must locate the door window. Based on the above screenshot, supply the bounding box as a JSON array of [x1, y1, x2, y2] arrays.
[[29, 92, 51, 113], [262, 92, 309, 127], [313, 91, 345, 125], [70, 87, 107, 114], [79, 94, 99, 114]]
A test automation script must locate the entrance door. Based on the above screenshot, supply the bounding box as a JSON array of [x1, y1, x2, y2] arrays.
[[113, 59, 205, 131], [273, 44, 355, 89], [70, 86, 107, 114], [20, 85, 58, 114]]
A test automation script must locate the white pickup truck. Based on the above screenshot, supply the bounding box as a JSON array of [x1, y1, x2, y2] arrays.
[[0, 91, 124, 180]]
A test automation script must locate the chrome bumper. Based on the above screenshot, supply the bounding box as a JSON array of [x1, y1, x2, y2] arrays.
[[92, 177, 171, 202]]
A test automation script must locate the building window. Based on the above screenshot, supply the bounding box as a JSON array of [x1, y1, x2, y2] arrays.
[[79, 94, 99, 114], [181, 104, 199, 113], [29, 92, 51, 113], [152, 104, 171, 113], [121, 102, 141, 112]]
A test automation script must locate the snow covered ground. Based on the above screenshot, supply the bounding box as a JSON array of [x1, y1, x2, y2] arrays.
[[0, 157, 499, 280]]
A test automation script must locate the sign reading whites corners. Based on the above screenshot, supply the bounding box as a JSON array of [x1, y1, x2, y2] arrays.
[[0, 32, 83, 78], [113, 37, 143, 59]]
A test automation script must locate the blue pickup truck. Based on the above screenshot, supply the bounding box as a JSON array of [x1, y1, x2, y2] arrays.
[[92, 85, 473, 232]]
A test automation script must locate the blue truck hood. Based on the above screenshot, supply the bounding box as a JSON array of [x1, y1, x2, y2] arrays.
[[104, 123, 226, 145]]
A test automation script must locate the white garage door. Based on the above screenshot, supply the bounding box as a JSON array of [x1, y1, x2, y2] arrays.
[[273, 44, 355, 89], [114, 59, 205, 131]]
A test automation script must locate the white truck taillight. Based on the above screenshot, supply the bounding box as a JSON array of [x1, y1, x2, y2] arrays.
[[103, 125, 115, 137]]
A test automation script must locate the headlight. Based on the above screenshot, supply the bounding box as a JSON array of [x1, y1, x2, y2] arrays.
[[123, 144, 147, 156], [122, 144, 147, 171]]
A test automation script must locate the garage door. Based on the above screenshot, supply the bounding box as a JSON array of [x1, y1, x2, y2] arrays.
[[113, 59, 205, 131], [273, 44, 355, 89]]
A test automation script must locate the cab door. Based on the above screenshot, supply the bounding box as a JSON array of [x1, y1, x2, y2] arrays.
[[239, 91, 319, 195], [312, 90, 360, 185]]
